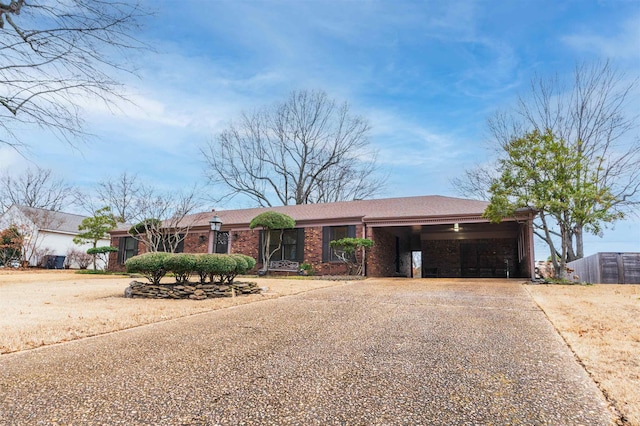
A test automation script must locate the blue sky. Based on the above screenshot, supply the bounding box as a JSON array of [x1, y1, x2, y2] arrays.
[[1, 0, 639, 258]]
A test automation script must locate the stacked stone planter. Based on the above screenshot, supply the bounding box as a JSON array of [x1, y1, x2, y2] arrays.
[[124, 281, 261, 300]]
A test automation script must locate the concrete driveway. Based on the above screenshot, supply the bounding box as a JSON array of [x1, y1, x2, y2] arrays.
[[0, 279, 614, 425]]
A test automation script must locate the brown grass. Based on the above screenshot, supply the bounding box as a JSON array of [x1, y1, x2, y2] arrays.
[[0, 270, 344, 355], [526, 284, 640, 426]]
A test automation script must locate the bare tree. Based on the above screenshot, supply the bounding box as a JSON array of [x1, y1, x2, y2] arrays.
[[2, 205, 64, 266], [455, 61, 639, 264], [91, 172, 147, 223], [128, 187, 202, 253], [201, 90, 383, 207], [0, 167, 76, 213], [0, 0, 147, 151], [450, 167, 495, 201]]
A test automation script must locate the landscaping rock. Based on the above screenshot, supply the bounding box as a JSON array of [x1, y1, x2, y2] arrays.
[[123, 281, 261, 300]]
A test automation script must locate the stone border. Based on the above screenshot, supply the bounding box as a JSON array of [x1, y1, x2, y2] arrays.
[[124, 281, 261, 300]]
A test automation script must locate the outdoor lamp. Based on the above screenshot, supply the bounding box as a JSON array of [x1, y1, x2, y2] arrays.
[[209, 215, 222, 231], [453, 223, 460, 232]]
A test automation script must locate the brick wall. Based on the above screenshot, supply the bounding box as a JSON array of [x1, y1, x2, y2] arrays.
[[367, 227, 397, 277], [229, 229, 260, 272], [183, 231, 209, 254], [423, 238, 519, 278]]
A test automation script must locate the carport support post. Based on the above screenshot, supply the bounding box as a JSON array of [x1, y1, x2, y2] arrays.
[[528, 218, 536, 281]]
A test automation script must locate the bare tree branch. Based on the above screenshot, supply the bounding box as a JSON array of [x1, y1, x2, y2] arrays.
[[0, 0, 149, 151], [0, 166, 77, 213], [201, 89, 383, 207]]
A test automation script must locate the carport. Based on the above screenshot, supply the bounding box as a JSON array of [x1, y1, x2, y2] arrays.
[[364, 208, 536, 280]]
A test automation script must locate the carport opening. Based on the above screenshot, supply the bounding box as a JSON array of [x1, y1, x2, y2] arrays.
[[411, 251, 422, 278]]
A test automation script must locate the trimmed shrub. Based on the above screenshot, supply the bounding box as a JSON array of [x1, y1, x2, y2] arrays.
[[164, 253, 197, 283], [193, 254, 237, 284], [240, 254, 256, 271], [125, 252, 170, 285], [194, 254, 212, 283], [210, 254, 237, 284]]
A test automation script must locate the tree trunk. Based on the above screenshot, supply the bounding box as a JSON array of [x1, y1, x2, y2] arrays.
[[574, 226, 584, 260]]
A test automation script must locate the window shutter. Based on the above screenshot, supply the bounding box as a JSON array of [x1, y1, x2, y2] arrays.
[[322, 226, 330, 262], [258, 230, 263, 264], [132, 238, 139, 256], [347, 225, 356, 238], [296, 228, 305, 263]]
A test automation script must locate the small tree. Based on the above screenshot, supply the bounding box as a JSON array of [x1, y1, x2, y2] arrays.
[[330, 237, 373, 275], [127, 188, 202, 253], [0, 226, 22, 266], [249, 211, 295, 273], [86, 246, 118, 271], [73, 207, 117, 270]]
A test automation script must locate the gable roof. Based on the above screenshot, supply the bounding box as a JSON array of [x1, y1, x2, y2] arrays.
[[3, 205, 89, 234], [181, 195, 494, 229]]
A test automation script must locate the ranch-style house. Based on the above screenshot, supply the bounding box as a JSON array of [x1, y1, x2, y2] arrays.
[[108, 195, 537, 279]]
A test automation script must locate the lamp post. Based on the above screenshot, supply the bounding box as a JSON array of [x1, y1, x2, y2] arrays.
[[208, 215, 222, 254]]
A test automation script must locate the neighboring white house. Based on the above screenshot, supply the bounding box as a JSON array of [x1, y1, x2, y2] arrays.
[[0, 205, 112, 269]]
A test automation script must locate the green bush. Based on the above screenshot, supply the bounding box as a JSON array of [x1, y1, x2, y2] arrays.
[[194, 254, 213, 283], [210, 254, 237, 284], [164, 253, 197, 283], [125, 252, 170, 285], [193, 254, 238, 284], [127, 252, 257, 286], [241, 254, 256, 271]]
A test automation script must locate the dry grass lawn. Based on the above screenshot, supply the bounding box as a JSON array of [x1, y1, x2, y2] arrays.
[[0, 270, 344, 355], [526, 283, 640, 426]]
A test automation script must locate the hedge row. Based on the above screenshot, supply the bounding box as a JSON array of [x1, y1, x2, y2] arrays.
[[125, 252, 256, 285]]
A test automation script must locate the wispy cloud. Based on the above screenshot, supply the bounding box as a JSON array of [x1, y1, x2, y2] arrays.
[[562, 13, 640, 61]]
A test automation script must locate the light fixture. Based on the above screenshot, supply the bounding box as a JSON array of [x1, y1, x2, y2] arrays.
[[453, 223, 460, 232], [209, 215, 222, 231]]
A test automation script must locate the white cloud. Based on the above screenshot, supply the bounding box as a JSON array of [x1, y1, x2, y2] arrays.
[[562, 14, 640, 60]]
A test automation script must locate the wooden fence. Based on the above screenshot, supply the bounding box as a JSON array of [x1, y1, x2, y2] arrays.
[[567, 252, 640, 284]]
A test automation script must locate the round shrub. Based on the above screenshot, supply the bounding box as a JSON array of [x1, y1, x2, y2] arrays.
[[210, 254, 237, 284], [238, 254, 256, 271], [194, 254, 237, 284], [125, 252, 171, 285], [164, 253, 197, 284]]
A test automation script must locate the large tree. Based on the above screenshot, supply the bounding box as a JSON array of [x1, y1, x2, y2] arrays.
[[0, 167, 77, 213], [454, 61, 639, 265], [483, 129, 621, 277], [202, 89, 383, 207], [0, 0, 147, 151]]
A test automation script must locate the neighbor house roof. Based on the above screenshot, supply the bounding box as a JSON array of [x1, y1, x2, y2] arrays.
[[114, 195, 514, 233], [4, 205, 88, 235]]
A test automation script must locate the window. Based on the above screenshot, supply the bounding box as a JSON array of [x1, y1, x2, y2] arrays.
[[322, 225, 356, 262], [119, 236, 138, 264], [213, 231, 229, 254], [260, 228, 304, 262], [156, 234, 185, 253]]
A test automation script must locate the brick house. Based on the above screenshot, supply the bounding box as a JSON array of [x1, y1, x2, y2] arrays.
[[108, 195, 537, 279]]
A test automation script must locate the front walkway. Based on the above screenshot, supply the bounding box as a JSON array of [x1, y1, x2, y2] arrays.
[[0, 279, 614, 425]]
